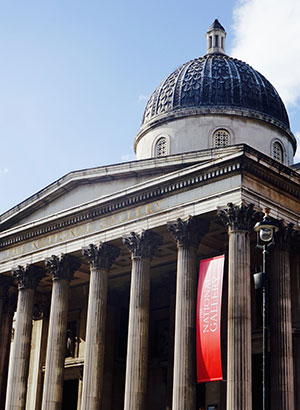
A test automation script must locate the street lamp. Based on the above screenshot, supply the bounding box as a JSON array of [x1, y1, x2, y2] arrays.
[[253, 208, 279, 410]]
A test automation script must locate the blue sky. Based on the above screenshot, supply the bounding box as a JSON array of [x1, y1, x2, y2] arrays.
[[0, 0, 299, 215]]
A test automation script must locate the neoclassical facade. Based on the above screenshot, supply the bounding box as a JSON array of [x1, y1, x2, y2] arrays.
[[0, 20, 299, 410]]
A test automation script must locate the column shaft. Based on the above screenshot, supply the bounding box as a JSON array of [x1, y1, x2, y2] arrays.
[[41, 278, 70, 410], [81, 267, 108, 410], [172, 245, 197, 410], [270, 246, 295, 410], [124, 256, 151, 410], [5, 288, 35, 410], [226, 230, 252, 410]]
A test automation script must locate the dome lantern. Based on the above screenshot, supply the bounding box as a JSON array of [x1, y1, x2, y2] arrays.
[[135, 20, 296, 164], [206, 19, 226, 54]]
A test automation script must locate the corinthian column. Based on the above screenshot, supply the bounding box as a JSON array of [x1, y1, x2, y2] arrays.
[[269, 224, 295, 410], [123, 230, 162, 410], [168, 216, 209, 410], [41, 254, 81, 410], [218, 202, 256, 410], [5, 265, 44, 410], [81, 242, 119, 410]]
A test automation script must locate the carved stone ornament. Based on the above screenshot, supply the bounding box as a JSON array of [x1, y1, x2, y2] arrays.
[[141, 54, 289, 130], [273, 221, 295, 252], [123, 230, 162, 258], [218, 202, 258, 232], [12, 264, 45, 290], [45, 254, 81, 281], [291, 228, 300, 251], [0, 275, 13, 299], [167, 216, 209, 248], [82, 242, 120, 271]]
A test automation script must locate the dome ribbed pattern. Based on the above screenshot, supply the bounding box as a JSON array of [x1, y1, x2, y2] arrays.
[[142, 54, 290, 129]]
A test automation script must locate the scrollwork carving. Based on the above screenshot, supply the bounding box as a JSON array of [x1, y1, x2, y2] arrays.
[[218, 202, 258, 232], [82, 242, 120, 271], [142, 54, 289, 129], [45, 254, 81, 282], [274, 221, 295, 252], [123, 230, 162, 258], [167, 216, 209, 248], [12, 265, 45, 290]]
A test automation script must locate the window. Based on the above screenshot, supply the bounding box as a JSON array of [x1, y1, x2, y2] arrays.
[[215, 35, 219, 47], [155, 137, 168, 157], [209, 36, 212, 48], [213, 129, 230, 148], [273, 141, 284, 163]]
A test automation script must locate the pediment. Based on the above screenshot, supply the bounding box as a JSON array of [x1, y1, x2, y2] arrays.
[[1, 147, 238, 232]]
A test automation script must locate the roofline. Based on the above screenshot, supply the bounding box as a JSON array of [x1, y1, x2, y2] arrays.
[[0, 144, 299, 247], [0, 145, 243, 229]]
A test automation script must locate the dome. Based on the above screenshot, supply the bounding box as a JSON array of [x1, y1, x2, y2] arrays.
[[135, 20, 296, 164], [141, 54, 290, 132]]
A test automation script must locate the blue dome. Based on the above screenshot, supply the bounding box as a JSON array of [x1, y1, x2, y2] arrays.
[[142, 54, 290, 131]]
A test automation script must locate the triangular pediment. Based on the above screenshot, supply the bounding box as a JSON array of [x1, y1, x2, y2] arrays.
[[0, 146, 245, 232]]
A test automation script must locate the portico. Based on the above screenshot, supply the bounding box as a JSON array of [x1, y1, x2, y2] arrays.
[[0, 144, 298, 410]]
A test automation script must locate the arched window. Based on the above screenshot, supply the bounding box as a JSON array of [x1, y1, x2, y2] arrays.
[[213, 129, 230, 148], [155, 137, 168, 157], [272, 141, 284, 163]]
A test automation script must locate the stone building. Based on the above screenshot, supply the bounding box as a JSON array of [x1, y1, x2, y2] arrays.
[[0, 20, 299, 410]]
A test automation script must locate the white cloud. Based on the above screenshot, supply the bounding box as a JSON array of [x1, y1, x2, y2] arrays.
[[0, 168, 8, 175], [138, 95, 149, 102], [231, 0, 300, 107]]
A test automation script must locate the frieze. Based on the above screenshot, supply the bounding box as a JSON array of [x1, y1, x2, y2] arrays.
[[0, 161, 242, 253], [1, 201, 161, 261]]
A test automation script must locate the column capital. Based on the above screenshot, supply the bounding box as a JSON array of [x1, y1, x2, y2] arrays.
[[123, 230, 162, 258], [82, 242, 120, 271], [274, 221, 295, 252], [218, 202, 258, 232], [45, 254, 81, 281], [167, 216, 209, 248], [0, 275, 12, 298], [12, 264, 45, 290], [291, 228, 300, 251]]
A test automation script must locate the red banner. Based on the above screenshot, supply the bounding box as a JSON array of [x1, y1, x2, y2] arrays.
[[196, 255, 225, 383]]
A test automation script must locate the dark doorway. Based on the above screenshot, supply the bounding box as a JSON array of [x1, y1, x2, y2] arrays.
[[196, 382, 206, 409], [252, 353, 263, 410], [62, 379, 79, 410]]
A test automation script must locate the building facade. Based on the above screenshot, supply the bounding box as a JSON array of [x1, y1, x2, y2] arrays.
[[0, 20, 299, 410]]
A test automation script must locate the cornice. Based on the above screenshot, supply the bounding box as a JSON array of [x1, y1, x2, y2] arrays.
[[0, 145, 299, 250], [0, 146, 241, 230], [0, 157, 243, 249]]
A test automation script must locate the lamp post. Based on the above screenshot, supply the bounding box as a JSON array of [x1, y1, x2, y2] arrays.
[[253, 208, 279, 410]]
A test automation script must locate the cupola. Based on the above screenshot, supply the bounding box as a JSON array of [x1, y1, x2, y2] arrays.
[[206, 19, 226, 54]]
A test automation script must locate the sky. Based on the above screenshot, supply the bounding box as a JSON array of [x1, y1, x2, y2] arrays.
[[0, 0, 300, 215]]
